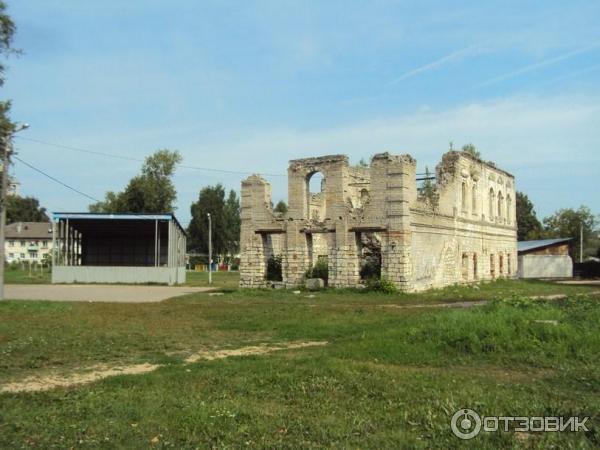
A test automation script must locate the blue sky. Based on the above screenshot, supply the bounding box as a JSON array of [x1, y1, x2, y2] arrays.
[[4, 0, 600, 225]]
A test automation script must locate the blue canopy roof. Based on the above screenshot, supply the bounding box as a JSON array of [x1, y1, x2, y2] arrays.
[[52, 212, 186, 233]]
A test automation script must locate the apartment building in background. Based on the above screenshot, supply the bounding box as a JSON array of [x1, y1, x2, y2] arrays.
[[5, 222, 53, 264]]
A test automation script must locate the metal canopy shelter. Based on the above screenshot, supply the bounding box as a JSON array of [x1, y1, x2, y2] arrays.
[[51, 213, 187, 285]]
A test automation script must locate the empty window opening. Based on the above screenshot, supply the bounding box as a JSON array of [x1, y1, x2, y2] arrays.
[[461, 182, 468, 212], [473, 253, 478, 279], [358, 232, 381, 282], [263, 234, 282, 282], [461, 253, 469, 281], [306, 171, 326, 220], [489, 189, 495, 219], [497, 192, 504, 219], [360, 188, 370, 207], [499, 254, 504, 275], [306, 233, 314, 269]]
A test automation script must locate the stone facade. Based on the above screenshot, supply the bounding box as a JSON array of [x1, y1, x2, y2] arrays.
[[240, 151, 517, 291]]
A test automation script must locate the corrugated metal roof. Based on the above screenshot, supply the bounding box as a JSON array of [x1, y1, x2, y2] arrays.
[[518, 238, 572, 253]]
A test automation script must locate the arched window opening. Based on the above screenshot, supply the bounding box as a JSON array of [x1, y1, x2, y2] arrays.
[[489, 189, 495, 220], [306, 171, 326, 221], [360, 188, 370, 207], [499, 253, 504, 275], [473, 253, 478, 279], [472, 184, 477, 213], [497, 192, 504, 219], [308, 171, 325, 194], [461, 182, 468, 212], [506, 195, 512, 223]]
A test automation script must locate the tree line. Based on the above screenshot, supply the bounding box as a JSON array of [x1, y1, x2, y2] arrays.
[[516, 192, 598, 261]]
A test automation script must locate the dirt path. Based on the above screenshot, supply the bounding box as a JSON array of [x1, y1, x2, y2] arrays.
[[5, 284, 212, 303], [0, 340, 328, 393], [378, 300, 488, 310], [310, 291, 600, 311]]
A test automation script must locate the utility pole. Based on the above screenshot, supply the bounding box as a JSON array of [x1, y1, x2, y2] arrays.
[[0, 123, 29, 300], [580, 223, 584, 263], [207, 213, 212, 285]]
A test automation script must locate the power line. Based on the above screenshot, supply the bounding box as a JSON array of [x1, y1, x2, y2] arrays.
[[12, 155, 101, 203], [15, 136, 144, 163], [15, 135, 286, 177], [13, 155, 197, 223], [14, 136, 437, 181]]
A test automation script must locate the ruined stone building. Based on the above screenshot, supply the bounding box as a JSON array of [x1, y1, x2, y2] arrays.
[[240, 150, 517, 291]]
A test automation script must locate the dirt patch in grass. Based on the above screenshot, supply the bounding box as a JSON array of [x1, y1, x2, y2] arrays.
[[185, 340, 328, 363], [1, 340, 328, 393], [0, 363, 160, 393], [378, 301, 487, 309]]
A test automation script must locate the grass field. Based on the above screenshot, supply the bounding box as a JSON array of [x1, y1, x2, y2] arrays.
[[4, 266, 51, 284], [185, 270, 240, 289], [0, 277, 599, 448]]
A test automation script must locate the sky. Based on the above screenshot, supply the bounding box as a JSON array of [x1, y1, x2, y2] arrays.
[[3, 0, 600, 226]]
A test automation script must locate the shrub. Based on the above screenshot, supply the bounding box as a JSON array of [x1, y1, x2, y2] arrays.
[[359, 260, 381, 280], [266, 255, 283, 281], [366, 277, 397, 294], [308, 258, 329, 284]]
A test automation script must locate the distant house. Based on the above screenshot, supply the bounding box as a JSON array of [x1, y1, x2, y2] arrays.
[[5, 221, 53, 264], [517, 238, 573, 279]]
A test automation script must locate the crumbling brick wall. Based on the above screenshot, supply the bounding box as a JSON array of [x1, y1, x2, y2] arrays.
[[239, 150, 517, 291]]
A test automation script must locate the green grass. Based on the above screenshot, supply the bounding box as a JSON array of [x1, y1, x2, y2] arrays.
[[185, 270, 240, 289], [0, 280, 599, 448], [4, 266, 51, 284]]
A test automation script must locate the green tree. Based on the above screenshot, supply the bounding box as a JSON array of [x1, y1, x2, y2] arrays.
[[0, 1, 18, 135], [421, 166, 437, 206], [543, 206, 597, 262], [6, 196, 48, 223], [187, 184, 240, 259], [461, 143, 481, 158], [515, 191, 543, 241], [224, 189, 241, 254], [273, 200, 288, 214], [90, 149, 182, 213]]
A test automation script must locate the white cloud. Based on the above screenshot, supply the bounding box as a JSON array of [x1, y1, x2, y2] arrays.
[[474, 43, 600, 89], [388, 44, 484, 85], [188, 94, 599, 219]]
